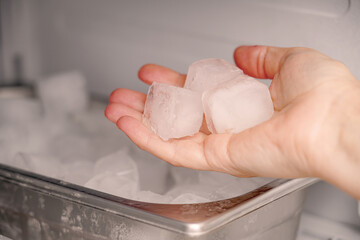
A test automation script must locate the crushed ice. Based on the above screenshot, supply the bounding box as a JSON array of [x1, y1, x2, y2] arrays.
[[0, 69, 273, 204]]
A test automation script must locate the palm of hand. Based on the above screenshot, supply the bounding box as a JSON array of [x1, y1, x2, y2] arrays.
[[105, 46, 359, 184]]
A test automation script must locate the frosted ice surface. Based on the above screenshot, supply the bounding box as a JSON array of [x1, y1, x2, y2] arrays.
[[31, 117, 70, 140], [62, 160, 94, 185], [199, 171, 241, 187], [85, 151, 139, 198], [211, 177, 273, 200], [72, 101, 124, 137], [93, 149, 138, 182], [143, 82, 203, 140], [0, 125, 29, 165], [71, 102, 132, 160], [166, 184, 216, 201], [12, 152, 64, 178], [133, 191, 173, 204], [202, 76, 274, 134], [199, 171, 273, 200], [169, 166, 199, 185], [85, 150, 139, 198], [0, 98, 42, 124], [0, 234, 12, 240], [130, 147, 170, 194], [184, 58, 243, 92], [171, 193, 210, 204], [36, 71, 89, 117], [49, 133, 93, 162], [0, 67, 277, 204], [84, 171, 139, 199]]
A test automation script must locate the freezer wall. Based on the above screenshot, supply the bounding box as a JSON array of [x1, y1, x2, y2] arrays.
[[6, 0, 359, 97]]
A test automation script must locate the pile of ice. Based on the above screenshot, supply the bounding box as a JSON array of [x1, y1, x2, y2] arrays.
[[143, 58, 274, 140], [0, 70, 273, 204]]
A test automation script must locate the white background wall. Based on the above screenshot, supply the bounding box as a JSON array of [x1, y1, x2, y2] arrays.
[[8, 0, 359, 97]]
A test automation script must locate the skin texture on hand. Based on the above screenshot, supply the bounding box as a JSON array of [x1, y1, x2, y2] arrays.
[[105, 46, 360, 199]]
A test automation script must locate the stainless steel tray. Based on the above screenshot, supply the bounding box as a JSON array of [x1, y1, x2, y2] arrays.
[[0, 163, 317, 240]]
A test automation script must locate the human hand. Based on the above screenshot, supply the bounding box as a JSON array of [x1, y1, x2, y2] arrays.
[[105, 46, 360, 199]]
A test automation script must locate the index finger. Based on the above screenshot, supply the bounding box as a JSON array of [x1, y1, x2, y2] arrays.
[[138, 64, 186, 87]]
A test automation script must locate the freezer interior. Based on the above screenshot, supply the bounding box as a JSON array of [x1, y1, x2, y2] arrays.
[[0, 0, 360, 239]]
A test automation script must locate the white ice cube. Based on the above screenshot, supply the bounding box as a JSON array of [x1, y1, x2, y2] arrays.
[[86, 150, 139, 199], [165, 184, 215, 201], [70, 102, 133, 160], [169, 166, 199, 186], [49, 133, 93, 162], [199, 171, 241, 187], [0, 98, 42, 124], [84, 171, 139, 199], [143, 82, 203, 140], [199, 171, 273, 200], [171, 193, 210, 204], [72, 101, 126, 137], [36, 71, 89, 117], [62, 160, 95, 185], [12, 152, 64, 178], [133, 190, 173, 204], [202, 76, 274, 134], [184, 58, 243, 92], [0, 125, 29, 165], [93, 149, 138, 183], [211, 177, 273, 200], [130, 147, 170, 194]]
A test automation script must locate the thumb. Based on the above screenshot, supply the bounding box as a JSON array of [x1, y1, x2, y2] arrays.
[[234, 45, 290, 79]]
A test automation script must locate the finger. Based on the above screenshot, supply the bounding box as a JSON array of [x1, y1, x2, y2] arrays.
[[117, 116, 214, 171], [233, 45, 290, 79], [138, 64, 186, 87], [105, 103, 142, 123], [109, 88, 146, 111]]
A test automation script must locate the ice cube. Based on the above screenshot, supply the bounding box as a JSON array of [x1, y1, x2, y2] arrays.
[[143, 82, 203, 140], [202, 76, 274, 134], [48, 132, 94, 162], [85, 150, 139, 199], [0, 125, 28, 165], [133, 190, 173, 204], [36, 71, 89, 117], [93, 149, 138, 183], [12, 152, 64, 178], [169, 166, 199, 186], [199, 171, 273, 201], [72, 101, 125, 137], [211, 177, 273, 200], [199, 171, 240, 187], [171, 193, 210, 204], [84, 171, 139, 199], [130, 146, 170, 194], [0, 98, 42, 124], [62, 160, 95, 185], [165, 183, 215, 201], [184, 58, 243, 92], [70, 102, 133, 160]]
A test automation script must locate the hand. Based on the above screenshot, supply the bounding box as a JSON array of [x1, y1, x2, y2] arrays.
[[105, 46, 360, 199]]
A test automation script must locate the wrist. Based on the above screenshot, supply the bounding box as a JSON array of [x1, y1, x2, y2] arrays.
[[319, 79, 360, 199]]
